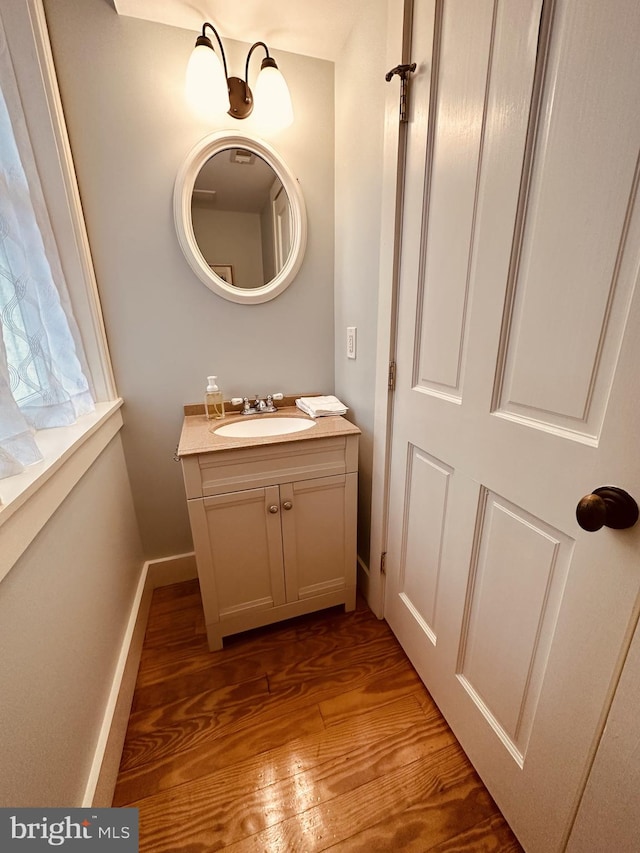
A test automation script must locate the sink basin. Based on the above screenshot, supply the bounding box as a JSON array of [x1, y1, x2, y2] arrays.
[[214, 416, 316, 439]]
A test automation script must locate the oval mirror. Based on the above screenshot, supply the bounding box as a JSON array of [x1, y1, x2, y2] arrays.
[[174, 132, 307, 304]]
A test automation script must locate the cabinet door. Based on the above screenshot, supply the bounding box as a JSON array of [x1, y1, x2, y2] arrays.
[[280, 473, 357, 601], [190, 485, 286, 624]]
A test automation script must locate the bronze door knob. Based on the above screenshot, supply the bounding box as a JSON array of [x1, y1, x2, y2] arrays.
[[576, 486, 638, 532]]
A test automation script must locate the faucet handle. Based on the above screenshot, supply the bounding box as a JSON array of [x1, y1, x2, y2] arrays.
[[264, 392, 283, 413]]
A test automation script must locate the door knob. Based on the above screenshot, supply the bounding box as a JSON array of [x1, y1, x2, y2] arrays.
[[576, 486, 639, 532], [282, 501, 293, 511], [268, 505, 279, 514]]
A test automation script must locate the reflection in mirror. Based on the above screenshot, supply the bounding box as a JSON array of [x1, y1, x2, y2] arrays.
[[191, 149, 292, 289], [174, 132, 306, 304]]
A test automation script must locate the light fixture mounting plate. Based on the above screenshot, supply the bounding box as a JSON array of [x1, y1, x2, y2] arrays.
[[227, 77, 253, 119]]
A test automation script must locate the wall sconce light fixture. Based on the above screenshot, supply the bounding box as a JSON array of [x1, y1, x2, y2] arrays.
[[186, 23, 294, 130]]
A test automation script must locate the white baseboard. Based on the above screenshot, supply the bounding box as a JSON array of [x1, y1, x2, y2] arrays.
[[83, 552, 197, 807], [145, 551, 198, 588]]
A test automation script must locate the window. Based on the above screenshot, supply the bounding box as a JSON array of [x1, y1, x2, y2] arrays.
[[0, 29, 96, 479], [0, 1, 120, 571]]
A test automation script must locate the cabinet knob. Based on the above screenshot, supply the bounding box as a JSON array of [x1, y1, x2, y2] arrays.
[[268, 505, 279, 514], [282, 501, 293, 511]]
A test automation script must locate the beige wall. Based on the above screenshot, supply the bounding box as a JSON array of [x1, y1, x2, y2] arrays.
[[42, 0, 388, 570], [43, 0, 336, 559], [0, 436, 143, 806], [0, 0, 387, 812]]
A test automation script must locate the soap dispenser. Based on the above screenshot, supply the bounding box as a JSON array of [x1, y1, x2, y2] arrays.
[[204, 376, 225, 420]]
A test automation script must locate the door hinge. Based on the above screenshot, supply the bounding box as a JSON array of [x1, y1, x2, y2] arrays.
[[380, 551, 387, 575], [385, 62, 417, 123], [388, 361, 396, 392]]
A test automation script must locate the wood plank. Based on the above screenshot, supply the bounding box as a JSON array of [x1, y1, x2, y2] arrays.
[[320, 779, 524, 852], [137, 599, 391, 692], [122, 632, 417, 769], [116, 656, 425, 805], [114, 580, 521, 851], [215, 743, 485, 853], [137, 592, 373, 676], [247, 610, 394, 677], [113, 702, 327, 806], [119, 676, 271, 773], [426, 813, 524, 852], [133, 696, 457, 852], [266, 633, 407, 690], [142, 604, 203, 648], [148, 579, 201, 613], [131, 655, 266, 713]]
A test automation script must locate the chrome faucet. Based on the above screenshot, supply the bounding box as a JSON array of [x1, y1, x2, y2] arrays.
[[253, 393, 283, 413], [230, 394, 284, 415]]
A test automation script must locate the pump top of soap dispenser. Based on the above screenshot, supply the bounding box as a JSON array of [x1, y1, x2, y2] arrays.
[[207, 376, 219, 392]]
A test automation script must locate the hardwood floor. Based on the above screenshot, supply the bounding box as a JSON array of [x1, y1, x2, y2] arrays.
[[113, 580, 523, 852]]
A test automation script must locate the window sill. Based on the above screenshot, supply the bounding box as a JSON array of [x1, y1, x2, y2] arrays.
[[0, 399, 124, 584]]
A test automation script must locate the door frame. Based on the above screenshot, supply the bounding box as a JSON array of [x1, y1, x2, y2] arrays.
[[368, 0, 413, 618]]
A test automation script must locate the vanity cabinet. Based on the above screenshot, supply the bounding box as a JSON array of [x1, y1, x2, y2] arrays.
[[179, 418, 359, 650]]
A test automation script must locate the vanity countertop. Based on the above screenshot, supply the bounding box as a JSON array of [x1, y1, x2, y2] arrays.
[[177, 407, 361, 457]]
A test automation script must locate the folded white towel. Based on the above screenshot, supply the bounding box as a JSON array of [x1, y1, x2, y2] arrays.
[[296, 395, 348, 418]]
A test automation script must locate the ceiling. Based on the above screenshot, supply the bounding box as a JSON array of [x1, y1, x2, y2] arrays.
[[111, 0, 368, 62], [193, 148, 277, 213]]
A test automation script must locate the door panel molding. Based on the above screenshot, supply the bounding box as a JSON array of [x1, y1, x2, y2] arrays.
[[399, 444, 453, 644], [413, 1, 496, 400], [493, 0, 640, 443], [457, 488, 574, 762]]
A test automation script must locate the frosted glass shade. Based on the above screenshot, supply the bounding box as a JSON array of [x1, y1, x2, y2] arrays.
[[185, 44, 229, 119], [252, 65, 294, 131]]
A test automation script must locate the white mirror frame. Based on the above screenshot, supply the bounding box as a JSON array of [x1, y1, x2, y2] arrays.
[[174, 131, 307, 304]]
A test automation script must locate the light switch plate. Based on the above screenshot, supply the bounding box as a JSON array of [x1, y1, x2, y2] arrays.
[[347, 326, 357, 359]]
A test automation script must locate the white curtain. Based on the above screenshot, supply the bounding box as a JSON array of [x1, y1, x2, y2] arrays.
[[0, 17, 94, 480]]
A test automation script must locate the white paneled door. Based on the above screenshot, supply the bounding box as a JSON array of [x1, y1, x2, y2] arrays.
[[385, 1, 640, 851]]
